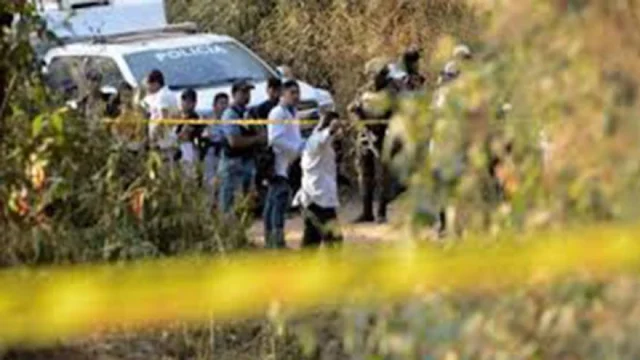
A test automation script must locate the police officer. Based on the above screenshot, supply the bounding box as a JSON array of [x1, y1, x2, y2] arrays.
[[349, 58, 400, 224]]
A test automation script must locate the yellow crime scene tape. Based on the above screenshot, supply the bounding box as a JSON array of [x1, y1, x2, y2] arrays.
[[2, 223, 640, 347], [102, 118, 390, 127]]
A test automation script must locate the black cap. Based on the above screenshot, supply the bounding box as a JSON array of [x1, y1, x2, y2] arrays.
[[231, 79, 255, 94]]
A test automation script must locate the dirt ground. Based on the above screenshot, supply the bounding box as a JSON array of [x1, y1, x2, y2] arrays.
[[249, 201, 403, 248]]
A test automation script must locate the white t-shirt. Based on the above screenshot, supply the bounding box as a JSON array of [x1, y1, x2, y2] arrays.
[[293, 127, 339, 209], [143, 87, 178, 149], [268, 105, 305, 178]]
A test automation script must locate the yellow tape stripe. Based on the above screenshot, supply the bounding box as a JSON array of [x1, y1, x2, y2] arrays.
[[103, 118, 389, 126], [2, 224, 639, 347]]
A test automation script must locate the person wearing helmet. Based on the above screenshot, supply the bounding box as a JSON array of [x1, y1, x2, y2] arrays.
[[348, 57, 400, 224]]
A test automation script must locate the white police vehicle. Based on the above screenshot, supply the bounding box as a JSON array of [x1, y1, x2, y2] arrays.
[[36, 0, 335, 118]]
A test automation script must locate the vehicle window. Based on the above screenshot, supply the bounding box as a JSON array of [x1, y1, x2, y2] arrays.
[[46, 56, 84, 99], [86, 56, 124, 88], [124, 42, 275, 90], [46, 56, 125, 98]]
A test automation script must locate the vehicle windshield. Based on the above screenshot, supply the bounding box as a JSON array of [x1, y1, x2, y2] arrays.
[[124, 42, 275, 89]]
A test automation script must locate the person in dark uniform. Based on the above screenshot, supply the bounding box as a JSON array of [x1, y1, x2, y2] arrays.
[[349, 58, 400, 224], [249, 78, 283, 214], [248, 77, 283, 120]]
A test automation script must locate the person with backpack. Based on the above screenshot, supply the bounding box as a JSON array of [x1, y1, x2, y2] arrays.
[[293, 111, 344, 248], [219, 80, 267, 214], [263, 80, 305, 249], [248, 77, 283, 120]]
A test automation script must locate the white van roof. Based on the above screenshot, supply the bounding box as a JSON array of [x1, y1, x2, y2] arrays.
[[34, 0, 168, 40], [44, 32, 235, 58]]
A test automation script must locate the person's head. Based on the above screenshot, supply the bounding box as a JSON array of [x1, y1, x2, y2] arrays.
[[365, 56, 393, 91], [181, 88, 197, 113], [117, 81, 134, 105], [85, 68, 102, 94], [231, 79, 254, 107], [318, 111, 340, 132], [373, 66, 392, 91], [439, 61, 460, 84], [266, 77, 283, 101], [145, 69, 165, 94], [403, 46, 422, 74], [213, 92, 230, 116], [280, 80, 300, 107]]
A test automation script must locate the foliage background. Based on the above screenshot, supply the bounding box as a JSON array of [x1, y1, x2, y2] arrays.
[[168, 0, 478, 109], [2, 0, 640, 359]]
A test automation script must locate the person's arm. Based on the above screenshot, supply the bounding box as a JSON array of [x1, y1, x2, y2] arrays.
[[223, 118, 265, 149], [222, 107, 266, 149], [304, 128, 332, 155], [226, 130, 265, 149]]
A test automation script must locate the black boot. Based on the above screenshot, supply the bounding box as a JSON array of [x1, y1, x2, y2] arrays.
[[354, 175, 376, 223], [353, 213, 375, 223]]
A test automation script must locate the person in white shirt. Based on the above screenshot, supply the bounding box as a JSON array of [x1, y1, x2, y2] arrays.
[[143, 69, 178, 159], [293, 111, 343, 248], [264, 80, 305, 249]]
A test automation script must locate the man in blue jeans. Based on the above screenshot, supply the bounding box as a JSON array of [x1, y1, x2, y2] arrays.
[[219, 80, 267, 214], [264, 80, 305, 249]]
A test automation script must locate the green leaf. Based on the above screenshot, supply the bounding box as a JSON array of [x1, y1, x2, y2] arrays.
[[51, 113, 64, 134], [32, 114, 45, 138]]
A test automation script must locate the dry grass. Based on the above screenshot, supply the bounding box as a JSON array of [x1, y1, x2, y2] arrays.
[[168, 0, 478, 109]]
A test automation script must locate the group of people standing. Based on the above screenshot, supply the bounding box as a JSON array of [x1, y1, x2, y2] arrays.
[[101, 42, 475, 249], [138, 70, 342, 249], [348, 43, 475, 233]]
